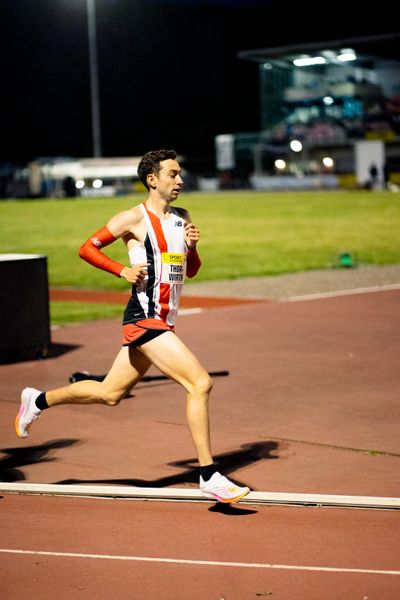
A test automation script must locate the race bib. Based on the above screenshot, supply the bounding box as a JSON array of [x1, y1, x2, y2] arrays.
[[161, 253, 185, 284]]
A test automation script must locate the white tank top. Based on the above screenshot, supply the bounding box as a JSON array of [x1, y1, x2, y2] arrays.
[[124, 203, 187, 326]]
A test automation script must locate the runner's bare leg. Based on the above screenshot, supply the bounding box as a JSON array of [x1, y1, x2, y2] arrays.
[[45, 347, 152, 407], [138, 332, 214, 466], [44, 332, 214, 466]]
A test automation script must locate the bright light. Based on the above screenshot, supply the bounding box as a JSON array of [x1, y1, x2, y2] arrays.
[[92, 178, 103, 188], [75, 179, 85, 189], [293, 56, 326, 67], [323, 96, 334, 105], [337, 52, 356, 62], [290, 140, 303, 152], [322, 157, 334, 168], [275, 159, 286, 170]]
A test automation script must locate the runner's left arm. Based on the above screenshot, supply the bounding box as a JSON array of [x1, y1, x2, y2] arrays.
[[184, 214, 201, 278]]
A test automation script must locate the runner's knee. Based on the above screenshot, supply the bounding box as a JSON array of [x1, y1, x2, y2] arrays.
[[102, 389, 125, 406], [190, 371, 213, 396]]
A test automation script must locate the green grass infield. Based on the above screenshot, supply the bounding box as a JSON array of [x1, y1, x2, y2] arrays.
[[1, 189, 399, 324]]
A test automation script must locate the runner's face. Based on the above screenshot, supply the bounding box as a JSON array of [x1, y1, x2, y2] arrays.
[[152, 159, 183, 201]]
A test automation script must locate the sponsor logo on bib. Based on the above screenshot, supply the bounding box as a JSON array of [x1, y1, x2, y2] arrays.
[[161, 253, 185, 284]]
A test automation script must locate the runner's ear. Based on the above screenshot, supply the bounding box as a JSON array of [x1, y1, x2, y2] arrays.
[[147, 173, 157, 189]]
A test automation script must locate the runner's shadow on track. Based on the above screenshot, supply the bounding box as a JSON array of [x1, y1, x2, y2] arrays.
[[0, 439, 80, 482], [55, 440, 279, 490], [208, 503, 258, 516]]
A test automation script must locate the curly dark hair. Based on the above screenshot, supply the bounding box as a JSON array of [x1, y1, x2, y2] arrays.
[[137, 149, 177, 190]]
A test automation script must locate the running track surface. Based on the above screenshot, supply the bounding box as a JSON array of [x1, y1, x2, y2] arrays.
[[0, 289, 399, 599]]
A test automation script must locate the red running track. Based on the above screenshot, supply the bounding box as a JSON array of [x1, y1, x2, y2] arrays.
[[0, 289, 399, 598]]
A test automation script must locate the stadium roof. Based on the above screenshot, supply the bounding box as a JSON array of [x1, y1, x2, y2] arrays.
[[238, 32, 400, 68]]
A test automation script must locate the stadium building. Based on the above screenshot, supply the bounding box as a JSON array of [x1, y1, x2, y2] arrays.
[[26, 156, 143, 198], [215, 33, 400, 190]]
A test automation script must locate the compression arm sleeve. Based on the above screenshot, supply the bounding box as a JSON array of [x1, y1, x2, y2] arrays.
[[186, 247, 201, 278], [78, 226, 124, 277]]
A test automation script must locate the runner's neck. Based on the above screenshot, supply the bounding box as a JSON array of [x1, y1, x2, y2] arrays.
[[144, 199, 172, 220]]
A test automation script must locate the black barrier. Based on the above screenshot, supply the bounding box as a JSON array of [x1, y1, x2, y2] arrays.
[[0, 254, 51, 363]]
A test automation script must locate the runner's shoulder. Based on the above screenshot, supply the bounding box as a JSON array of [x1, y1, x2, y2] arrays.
[[106, 205, 144, 238], [129, 204, 146, 222], [174, 207, 190, 220], [114, 205, 144, 225]]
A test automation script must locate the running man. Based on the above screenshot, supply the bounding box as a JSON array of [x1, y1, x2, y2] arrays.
[[15, 149, 250, 504]]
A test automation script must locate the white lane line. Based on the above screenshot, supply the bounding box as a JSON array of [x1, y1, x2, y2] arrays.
[[283, 283, 400, 302], [0, 548, 399, 576], [178, 308, 203, 316]]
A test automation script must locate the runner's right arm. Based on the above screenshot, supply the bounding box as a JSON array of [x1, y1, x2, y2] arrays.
[[79, 226, 124, 277], [79, 208, 148, 284]]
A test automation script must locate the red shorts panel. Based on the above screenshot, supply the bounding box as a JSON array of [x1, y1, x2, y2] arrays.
[[122, 318, 174, 346]]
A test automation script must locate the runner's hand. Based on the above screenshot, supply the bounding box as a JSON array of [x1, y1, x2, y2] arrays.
[[120, 263, 149, 284], [184, 222, 200, 249]]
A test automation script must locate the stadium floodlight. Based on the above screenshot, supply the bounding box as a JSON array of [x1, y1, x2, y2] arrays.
[[274, 159, 286, 170], [290, 140, 302, 152], [337, 50, 357, 62], [322, 157, 334, 168], [293, 56, 326, 67]]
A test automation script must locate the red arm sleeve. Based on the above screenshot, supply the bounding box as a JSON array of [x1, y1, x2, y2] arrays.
[[79, 226, 124, 278], [186, 247, 201, 278]]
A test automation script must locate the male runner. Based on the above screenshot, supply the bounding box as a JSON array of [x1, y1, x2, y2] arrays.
[[15, 149, 250, 504]]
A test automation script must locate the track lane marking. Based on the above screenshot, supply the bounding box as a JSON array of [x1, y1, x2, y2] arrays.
[[0, 548, 399, 576], [283, 283, 400, 302]]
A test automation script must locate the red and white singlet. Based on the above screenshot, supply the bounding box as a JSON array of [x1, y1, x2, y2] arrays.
[[123, 203, 189, 327]]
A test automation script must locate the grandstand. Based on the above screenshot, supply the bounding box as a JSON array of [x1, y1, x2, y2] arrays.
[[216, 33, 400, 190]]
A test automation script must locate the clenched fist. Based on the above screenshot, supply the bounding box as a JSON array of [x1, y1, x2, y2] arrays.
[[184, 222, 200, 249], [120, 262, 149, 284]]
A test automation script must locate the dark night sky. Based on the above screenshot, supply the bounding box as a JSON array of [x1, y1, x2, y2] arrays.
[[1, 0, 397, 171]]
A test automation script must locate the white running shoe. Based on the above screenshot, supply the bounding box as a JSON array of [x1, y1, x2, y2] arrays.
[[200, 472, 250, 503], [15, 388, 42, 438]]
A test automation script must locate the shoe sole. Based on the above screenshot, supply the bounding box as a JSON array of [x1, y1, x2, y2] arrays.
[[202, 487, 250, 504], [15, 393, 29, 438]]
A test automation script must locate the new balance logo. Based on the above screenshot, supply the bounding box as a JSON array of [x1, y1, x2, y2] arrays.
[[175, 221, 183, 227]]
